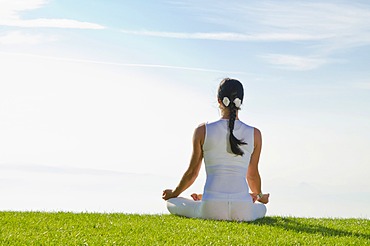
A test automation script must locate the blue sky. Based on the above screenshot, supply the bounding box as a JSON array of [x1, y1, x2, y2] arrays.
[[0, 0, 369, 217]]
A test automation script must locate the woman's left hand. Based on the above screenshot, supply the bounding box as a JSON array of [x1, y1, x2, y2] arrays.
[[250, 193, 270, 204], [162, 189, 177, 200], [257, 193, 270, 204]]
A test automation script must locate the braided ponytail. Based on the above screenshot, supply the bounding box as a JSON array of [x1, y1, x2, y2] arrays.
[[218, 78, 247, 156]]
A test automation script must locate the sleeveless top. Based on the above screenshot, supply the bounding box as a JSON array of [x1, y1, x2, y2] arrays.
[[202, 119, 255, 201]]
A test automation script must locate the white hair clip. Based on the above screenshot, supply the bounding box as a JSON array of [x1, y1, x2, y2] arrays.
[[233, 98, 242, 108], [222, 97, 230, 107]]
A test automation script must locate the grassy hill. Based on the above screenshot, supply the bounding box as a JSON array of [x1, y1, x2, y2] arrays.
[[0, 212, 368, 245]]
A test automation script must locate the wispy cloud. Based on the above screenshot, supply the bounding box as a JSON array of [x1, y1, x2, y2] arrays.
[[0, 0, 45, 19], [164, 1, 370, 70], [353, 82, 370, 90], [120, 29, 329, 42], [0, 51, 244, 74], [0, 0, 104, 29], [238, 2, 370, 52], [121, 1, 370, 45], [1, 18, 105, 29], [180, 1, 370, 46], [260, 54, 332, 71], [250, 2, 370, 70], [0, 31, 57, 45]]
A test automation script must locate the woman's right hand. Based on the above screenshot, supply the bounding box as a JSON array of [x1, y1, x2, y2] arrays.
[[257, 193, 270, 204], [162, 189, 177, 200]]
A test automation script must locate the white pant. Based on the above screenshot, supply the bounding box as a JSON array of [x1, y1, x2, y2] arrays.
[[166, 197, 266, 221]]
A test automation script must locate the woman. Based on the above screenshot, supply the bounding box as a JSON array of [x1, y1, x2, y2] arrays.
[[162, 78, 269, 221]]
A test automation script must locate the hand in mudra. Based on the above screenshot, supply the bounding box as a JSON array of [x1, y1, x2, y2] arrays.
[[162, 189, 177, 200], [251, 193, 270, 204]]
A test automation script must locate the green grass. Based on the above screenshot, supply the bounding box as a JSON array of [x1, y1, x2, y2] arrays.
[[0, 212, 369, 245]]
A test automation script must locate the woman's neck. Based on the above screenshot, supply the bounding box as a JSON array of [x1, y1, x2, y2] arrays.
[[220, 110, 239, 120]]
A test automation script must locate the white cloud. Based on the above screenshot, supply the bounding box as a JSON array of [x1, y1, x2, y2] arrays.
[[178, 1, 370, 47], [0, 0, 46, 19], [0, 31, 57, 44], [0, 51, 243, 73], [260, 54, 330, 71], [165, 1, 370, 70], [0, 18, 105, 29], [240, 2, 370, 51], [0, 0, 104, 29], [353, 82, 370, 90], [121, 1, 370, 45], [120, 29, 329, 42]]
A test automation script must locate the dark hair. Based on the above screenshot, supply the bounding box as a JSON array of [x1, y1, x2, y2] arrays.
[[218, 78, 247, 156]]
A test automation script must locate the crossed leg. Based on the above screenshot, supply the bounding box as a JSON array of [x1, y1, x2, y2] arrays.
[[167, 197, 267, 221], [166, 197, 202, 218]]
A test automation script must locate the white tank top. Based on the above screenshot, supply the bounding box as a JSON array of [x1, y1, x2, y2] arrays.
[[202, 119, 255, 201]]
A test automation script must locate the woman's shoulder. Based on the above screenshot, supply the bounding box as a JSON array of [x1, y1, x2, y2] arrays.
[[239, 120, 255, 130], [198, 119, 219, 129], [193, 123, 206, 144], [195, 122, 206, 130], [205, 119, 221, 125], [239, 121, 261, 136], [194, 122, 207, 133]]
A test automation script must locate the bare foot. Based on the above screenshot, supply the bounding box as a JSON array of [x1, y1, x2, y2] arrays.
[[191, 193, 203, 201]]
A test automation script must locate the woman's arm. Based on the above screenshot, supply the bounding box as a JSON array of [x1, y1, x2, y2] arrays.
[[162, 124, 205, 200], [247, 128, 269, 204]]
